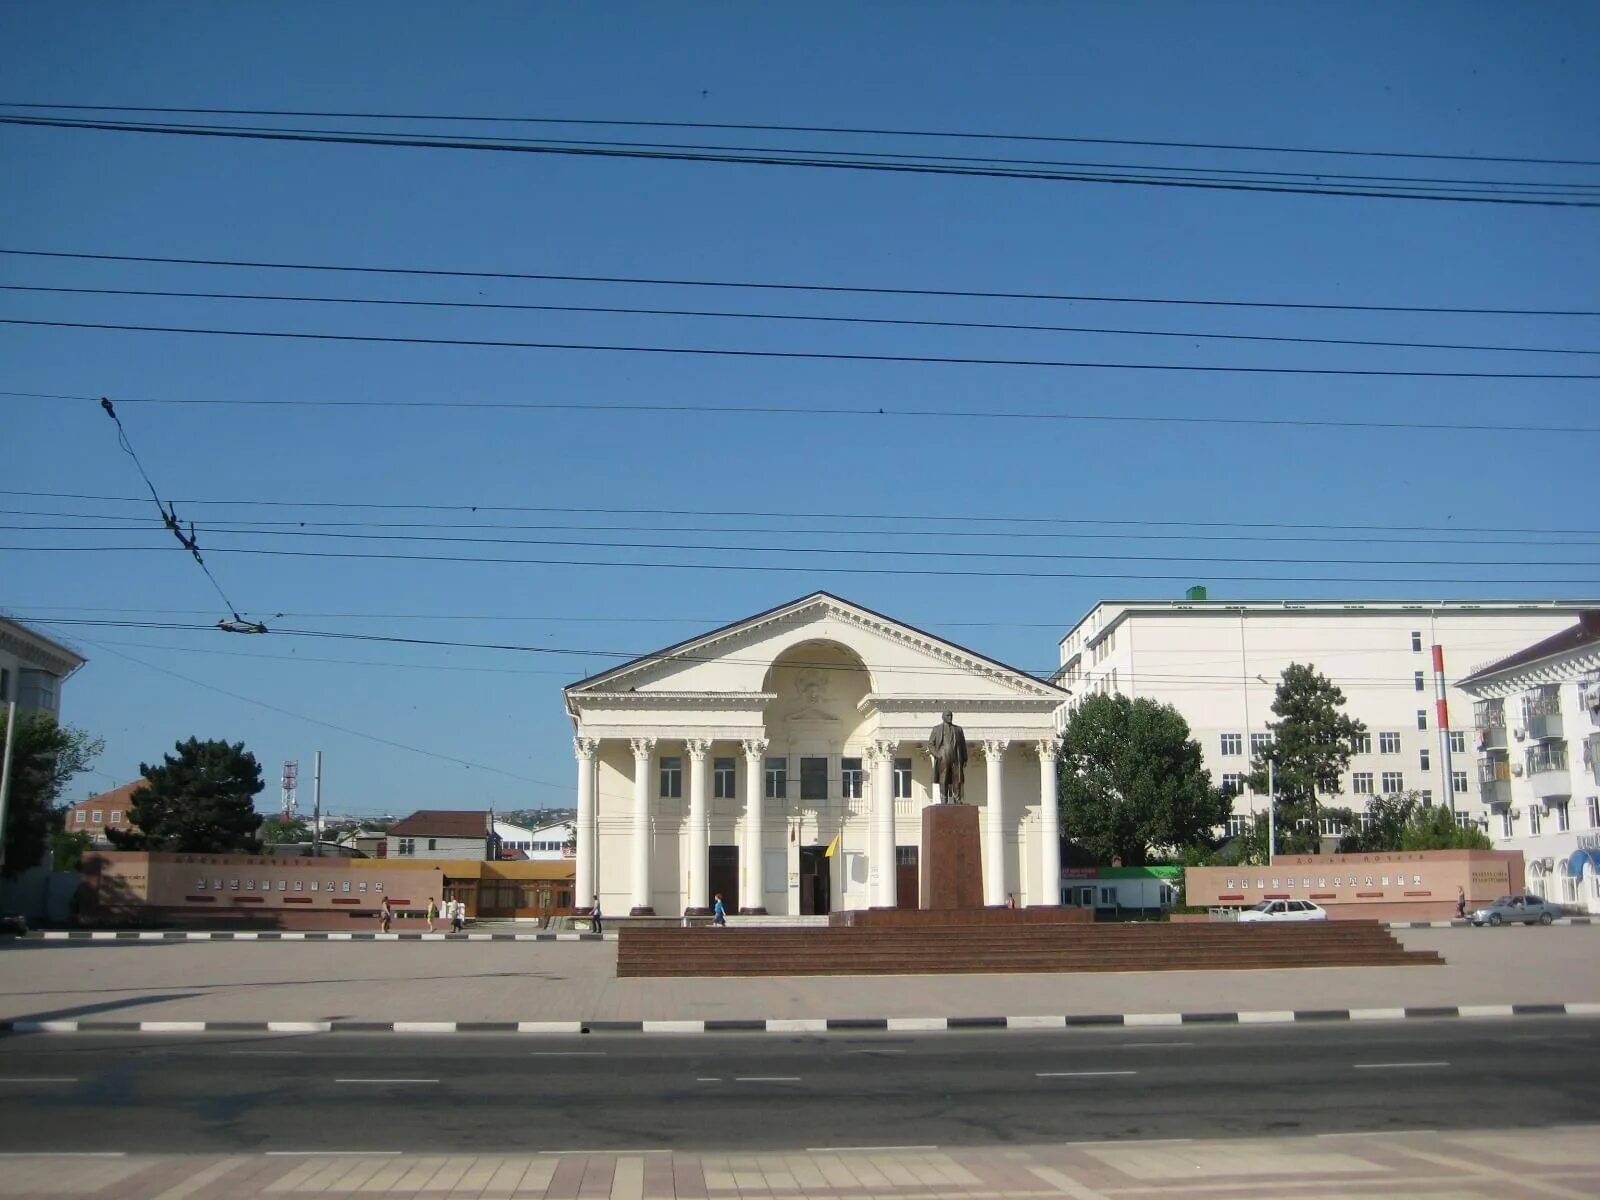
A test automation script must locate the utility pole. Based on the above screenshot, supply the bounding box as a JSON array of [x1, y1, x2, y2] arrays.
[[0, 701, 17, 876], [1266, 759, 1276, 866], [312, 750, 322, 858]]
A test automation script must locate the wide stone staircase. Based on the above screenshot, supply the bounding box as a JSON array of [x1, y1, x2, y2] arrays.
[[616, 919, 1442, 978]]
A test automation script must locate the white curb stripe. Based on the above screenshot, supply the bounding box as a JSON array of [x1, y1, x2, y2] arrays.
[[1349, 1008, 1408, 1021], [887, 1017, 948, 1032], [1124, 1013, 1183, 1027], [642, 1020, 706, 1034], [1563, 1002, 1600, 1016], [1458, 1004, 1516, 1018], [139, 1021, 207, 1032], [233, 932, 259, 940], [392, 1021, 457, 1034], [41, 931, 69, 940], [1007, 1015, 1067, 1029], [1238, 1010, 1297, 1024], [137, 931, 165, 940], [14, 1021, 79, 1033], [516, 1021, 585, 1034], [765, 1018, 828, 1033], [267, 1021, 332, 1033]]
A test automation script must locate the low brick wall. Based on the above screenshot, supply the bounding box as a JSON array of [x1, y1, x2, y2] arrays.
[[829, 906, 1094, 928]]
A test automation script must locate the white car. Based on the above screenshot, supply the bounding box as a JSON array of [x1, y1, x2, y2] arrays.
[[1237, 899, 1328, 923]]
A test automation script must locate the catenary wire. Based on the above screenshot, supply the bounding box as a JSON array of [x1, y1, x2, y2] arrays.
[[4, 248, 1596, 317], [7, 284, 1596, 357], [5, 100, 1597, 168], [3, 114, 1594, 205], [6, 318, 1598, 379]]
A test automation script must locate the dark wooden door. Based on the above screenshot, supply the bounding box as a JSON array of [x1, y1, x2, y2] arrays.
[[799, 846, 831, 915], [708, 844, 739, 914], [895, 846, 919, 909]]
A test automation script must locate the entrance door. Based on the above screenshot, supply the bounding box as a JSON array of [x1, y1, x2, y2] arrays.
[[707, 845, 739, 914], [895, 846, 919, 909], [799, 846, 832, 916]]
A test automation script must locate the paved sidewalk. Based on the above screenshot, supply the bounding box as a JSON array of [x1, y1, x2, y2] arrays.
[[1, 1127, 1595, 1198], [1, 926, 1597, 1031]]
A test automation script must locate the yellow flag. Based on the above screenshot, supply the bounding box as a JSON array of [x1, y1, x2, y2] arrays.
[[824, 832, 841, 858]]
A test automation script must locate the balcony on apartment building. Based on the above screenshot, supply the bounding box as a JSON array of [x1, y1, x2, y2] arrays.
[[1521, 685, 1563, 742], [1477, 755, 1512, 808], [1524, 741, 1570, 802], [1473, 698, 1507, 751], [1586, 733, 1600, 787]]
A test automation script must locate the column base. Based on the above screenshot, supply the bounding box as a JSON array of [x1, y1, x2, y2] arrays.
[[682, 906, 711, 917], [738, 906, 768, 916], [628, 906, 656, 916]]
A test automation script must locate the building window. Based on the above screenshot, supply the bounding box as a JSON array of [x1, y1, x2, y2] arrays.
[[1220, 733, 1242, 757], [893, 758, 912, 799], [74, 810, 86, 825], [1379, 732, 1401, 754], [764, 757, 787, 800], [1449, 731, 1466, 754], [713, 757, 736, 800], [841, 757, 864, 800], [1417, 709, 1428, 731], [1452, 771, 1468, 795], [1419, 789, 1433, 806], [1381, 771, 1405, 794], [1250, 733, 1271, 757], [1415, 671, 1426, 692], [1225, 814, 1251, 837], [1220, 772, 1245, 796], [109, 811, 122, 824], [1411, 631, 1423, 652], [1530, 806, 1542, 835], [427, 838, 437, 851], [1501, 811, 1514, 838], [1455, 813, 1475, 830], [91, 810, 102, 824], [1419, 748, 1431, 772], [1352, 772, 1375, 795], [1589, 796, 1600, 828], [1554, 802, 1570, 833], [659, 756, 683, 799], [800, 757, 828, 802], [1352, 732, 1372, 754], [398, 838, 415, 856]]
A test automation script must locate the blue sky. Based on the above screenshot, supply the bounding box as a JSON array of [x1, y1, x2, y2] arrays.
[[3, 2, 1596, 815]]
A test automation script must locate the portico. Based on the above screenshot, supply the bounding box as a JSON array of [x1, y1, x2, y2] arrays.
[[564, 592, 1068, 917]]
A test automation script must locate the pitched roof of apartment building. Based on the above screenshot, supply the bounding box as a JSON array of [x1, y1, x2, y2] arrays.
[[387, 809, 491, 838], [1458, 610, 1600, 685]]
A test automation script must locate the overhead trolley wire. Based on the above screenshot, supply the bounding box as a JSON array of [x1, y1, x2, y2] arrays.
[[5, 248, 1597, 317], [4, 284, 1594, 358], [5, 318, 1597, 378]]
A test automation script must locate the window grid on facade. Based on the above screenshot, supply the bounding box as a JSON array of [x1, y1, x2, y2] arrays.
[[1381, 771, 1405, 794], [1450, 730, 1467, 754], [893, 758, 912, 799], [713, 757, 736, 800], [398, 838, 415, 856], [1249, 733, 1271, 756], [1417, 709, 1428, 730], [841, 757, 864, 800], [1589, 796, 1600, 828], [1352, 772, 1375, 795], [1411, 631, 1423, 652], [764, 757, 786, 800], [1379, 732, 1402, 754], [1419, 748, 1430, 772], [1501, 811, 1515, 838], [1419, 789, 1433, 806], [1452, 770, 1468, 794], [1219, 733, 1242, 756], [1415, 671, 1426, 691], [1530, 806, 1542, 835], [658, 756, 683, 799], [799, 757, 828, 802], [1554, 802, 1570, 832], [1352, 733, 1372, 754], [1455, 813, 1475, 830], [1220, 772, 1245, 795], [1225, 814, 1251, 837]]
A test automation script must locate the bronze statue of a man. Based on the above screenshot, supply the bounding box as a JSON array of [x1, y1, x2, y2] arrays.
[[928, 710, 968, 803]]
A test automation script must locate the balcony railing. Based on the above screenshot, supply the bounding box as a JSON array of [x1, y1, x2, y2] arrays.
[[1478, 759, 1511, 784], [1526, 743, 1569, 775], [1479, 778, 1512, 809], [1474, 699, 1507, 749], [1522, 686, 1562, 720], [1586, 733, 1600, 786]]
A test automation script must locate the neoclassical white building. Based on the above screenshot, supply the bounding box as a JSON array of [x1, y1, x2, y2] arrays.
[[564, 593, 1068, 916]]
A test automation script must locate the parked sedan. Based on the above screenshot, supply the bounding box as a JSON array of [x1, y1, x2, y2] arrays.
[[0, 912, 26, 936], [1469, 895, 1561, 926], [1237, 899, 1328, 923]]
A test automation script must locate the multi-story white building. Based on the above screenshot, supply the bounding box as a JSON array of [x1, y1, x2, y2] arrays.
[[1052, 598, 1597, 839], [0, 616, 85, 719], [493, 818, 572, 862], [1458, 612, 1600, 913]]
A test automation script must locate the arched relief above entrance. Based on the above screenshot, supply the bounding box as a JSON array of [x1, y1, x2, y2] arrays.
[[762, 639, 872, 739]]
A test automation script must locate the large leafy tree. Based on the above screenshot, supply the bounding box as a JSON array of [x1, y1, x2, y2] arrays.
[[1058, 693, 1231, 866], [108, 738, 264, 853], [0, 710, 103, 877], [1251, 665, 1367, 856], [1340, 792, 1492, 852]]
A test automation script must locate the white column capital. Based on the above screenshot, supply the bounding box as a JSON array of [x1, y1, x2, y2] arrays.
[[982, 738, 1010, 759], [741, 737, 770, 759], [573, 736, 599, 760], [870, 738, 899, 759], [629, 737, 656, 762], [1035, 739, 1060, 764], [685, 738, 711, 761]]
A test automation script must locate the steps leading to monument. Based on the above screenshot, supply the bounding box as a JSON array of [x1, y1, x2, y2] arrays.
[[615, 920, 1440, 978]]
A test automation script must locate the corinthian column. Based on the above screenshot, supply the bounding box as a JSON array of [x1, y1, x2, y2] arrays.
[[573, 737, 598, 910], [629, 737, 656, 915], [983, 740, 1008, 906], [684, 739, 711, 916], [741, 738, 769, 913], [869, 740, 897, 908], [1037, 739, 1062, 907]]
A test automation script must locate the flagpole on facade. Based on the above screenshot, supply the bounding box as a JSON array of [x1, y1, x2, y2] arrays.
[[1267, 759, 1276, 867]]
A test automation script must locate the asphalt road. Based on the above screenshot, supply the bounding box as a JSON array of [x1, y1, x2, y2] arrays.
[[1, 1018, 1597, 1154]]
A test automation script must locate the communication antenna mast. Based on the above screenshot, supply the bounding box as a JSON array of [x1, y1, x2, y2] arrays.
[[281, 760, 299, 820]]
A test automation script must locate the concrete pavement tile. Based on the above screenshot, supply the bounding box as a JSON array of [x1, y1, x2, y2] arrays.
[[778, 1154, 830, 1191], [669, 1158, 708, 1200], [479, 1157, 531, 1195], [1022, 1164, 1113, 1200], [354, 1159, 417, 1193], [318, 1158, 392, 1192], [144, 1155, 253, 1200], [575, 1154, 614, 1199], [1083, 1141, 1387, 1182], [606, 1155, 642, 1200], [638, 1155, 675, 1200]]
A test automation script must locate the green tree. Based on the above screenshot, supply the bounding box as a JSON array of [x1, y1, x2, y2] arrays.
[[0, 710, 103, 878], [48, 826, 93, 872], [1400, 804, 1493, 851], [1251, 664, 1367, 856], [1058, 694, 1231, 866], [1337, 791, 1492, 852], [1339, 791, 1420, 853], [260, 816, 311, 845], [107, 738, 264, 853]]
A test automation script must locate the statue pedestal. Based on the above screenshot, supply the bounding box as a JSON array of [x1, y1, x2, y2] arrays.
[[920, 805, 983, 910]]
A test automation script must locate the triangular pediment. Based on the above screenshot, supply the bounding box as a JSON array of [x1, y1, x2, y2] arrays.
[[563, 592, 1065, 707]]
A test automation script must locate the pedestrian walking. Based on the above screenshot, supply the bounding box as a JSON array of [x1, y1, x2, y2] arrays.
[[425, 897, 438, 933], [378, 896, 394, 933], [1455, 886, 1467, 919], [450, 899, 465, 933], [712, 893, 727, 927], [590, 894, 603, 936]]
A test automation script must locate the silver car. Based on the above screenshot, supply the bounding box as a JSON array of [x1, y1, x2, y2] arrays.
[[1469, 895, 1561, 926]]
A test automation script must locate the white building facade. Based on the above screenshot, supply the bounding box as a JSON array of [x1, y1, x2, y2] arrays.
[[564, 593, 1068, 917], [0, 617, 85, 719], [1053, 599, 1597, 839], [493, 819, 573, 861], [1458, 612, 1600, 913]]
